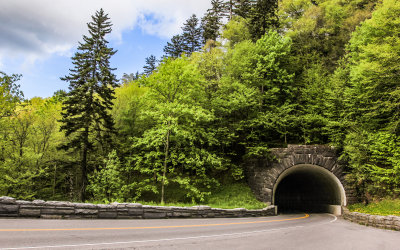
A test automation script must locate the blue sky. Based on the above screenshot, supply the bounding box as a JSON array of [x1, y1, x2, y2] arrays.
[[0, 0, 211, 99]]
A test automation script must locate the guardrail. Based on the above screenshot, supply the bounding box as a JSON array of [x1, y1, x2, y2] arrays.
[[0, 196, 277, 219]]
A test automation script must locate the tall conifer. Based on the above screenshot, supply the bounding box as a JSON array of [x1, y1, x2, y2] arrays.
[[248, 0, 279, 40], [182, 14, 202, 54], [60, 9, 118, 201], [143, 55, 158, 76], [201, 0, 225, 43]]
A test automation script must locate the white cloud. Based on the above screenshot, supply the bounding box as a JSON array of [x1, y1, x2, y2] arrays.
[[0, 0, 210, 63]]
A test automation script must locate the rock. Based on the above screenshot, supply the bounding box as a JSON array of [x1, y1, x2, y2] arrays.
[[0, 196, 16, 204], [20, 208, 41, 217], [0, 204, 19, 213]]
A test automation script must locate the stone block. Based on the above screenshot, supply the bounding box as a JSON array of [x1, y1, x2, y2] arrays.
[[45, 201, 73, 207], [127, 208, 143, 216], [0, 204, 19, 213], [32, 200, 46, 205], [0, 196, 16, 204], [74, 203, 97, 209], [143, 212, 167, 219], [41, 208, 74, 215], [172, 211, 192, 218], [324, 157, 336, 170], [126, 203, 142, 208], [98, 211, 117, 219], [75, 209, 98, 215], [392, 217, 400, 231], [20, 208, 41, 217]]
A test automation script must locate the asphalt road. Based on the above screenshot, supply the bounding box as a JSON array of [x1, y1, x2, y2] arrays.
[[0, 213, 399, 250]]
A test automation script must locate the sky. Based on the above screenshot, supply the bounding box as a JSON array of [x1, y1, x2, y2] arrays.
[[0, 0, 211, 99]]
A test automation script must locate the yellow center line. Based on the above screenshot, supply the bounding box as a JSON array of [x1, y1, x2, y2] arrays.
[[0, 214, 309, 232]]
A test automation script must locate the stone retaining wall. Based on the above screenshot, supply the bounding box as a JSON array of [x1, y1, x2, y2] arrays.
[[343, 207, 400, 231], [0, 196, 277, 219]]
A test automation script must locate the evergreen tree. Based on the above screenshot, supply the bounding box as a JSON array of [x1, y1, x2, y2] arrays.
[[233, 0, 256, 18], [223, 0, 256, 19], [163, 34, 185, 58], [59, 9, 118, 201], [182, 14, 203, 54], [201, 0, 225, 44], [121, 72, 141, 84], [248, 0, 279, 41], [143, 55, 158, 76]]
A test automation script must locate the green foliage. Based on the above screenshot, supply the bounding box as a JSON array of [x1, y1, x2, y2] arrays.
[[201, 0, 226, 43], [348, 199, 400, 216], [131, 56, 224, 203], [248, 0, 279, 41], [0, 97, 71, 200], [221, 16, 251, 48], [87, 150, 126, 203], [59, 9, 118, 201], [206, 182, 266, 209], [344, 131, 400, 199], [0, 71, 23, 118], [2, 0, 400, 205]]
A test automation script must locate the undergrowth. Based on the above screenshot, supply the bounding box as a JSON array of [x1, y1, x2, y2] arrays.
[[348, 199, 400, 216]]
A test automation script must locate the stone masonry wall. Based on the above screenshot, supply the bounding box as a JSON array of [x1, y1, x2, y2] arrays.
[[0, 196, 277, 219], [246, 145, 358, 205], [343, 207, 400, 231]]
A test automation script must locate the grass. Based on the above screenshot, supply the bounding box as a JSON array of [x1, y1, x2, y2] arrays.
[[136, 183, 267, 210], [348, 199, 400, 216]]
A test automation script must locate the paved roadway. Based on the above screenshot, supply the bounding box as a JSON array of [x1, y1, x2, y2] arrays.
[[0, 213, 399, 250]]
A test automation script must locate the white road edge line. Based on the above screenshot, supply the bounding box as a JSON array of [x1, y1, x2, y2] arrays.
[[1, 225, 305, 250], [329, 214, 338, 223]]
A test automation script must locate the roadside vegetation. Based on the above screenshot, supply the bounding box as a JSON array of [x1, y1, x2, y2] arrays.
[[348, 199, 400, 216], [120, 183, 266, 210]]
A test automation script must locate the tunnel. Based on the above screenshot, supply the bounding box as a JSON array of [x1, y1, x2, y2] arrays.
[[273, 164, 346, 214]]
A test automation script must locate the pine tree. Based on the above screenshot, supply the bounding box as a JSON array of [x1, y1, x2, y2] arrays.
[[223, 0, 256, 19], [182, 14, 202, 54], [233, 0, 256, 18], [163, 34, 185, 58], [201, 0, 225, 44], [143, 55, 158, 76], [59, 9, 118, 201], [248, 0, 279, 40]]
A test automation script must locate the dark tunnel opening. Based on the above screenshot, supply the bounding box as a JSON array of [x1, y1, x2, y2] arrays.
[[274, 165, 344, 214]]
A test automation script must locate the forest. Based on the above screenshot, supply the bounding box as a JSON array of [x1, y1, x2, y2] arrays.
[[0, 0, 399, 205]]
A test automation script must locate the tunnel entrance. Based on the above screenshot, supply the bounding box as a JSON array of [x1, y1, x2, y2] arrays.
[[273, 164, 345, 214]]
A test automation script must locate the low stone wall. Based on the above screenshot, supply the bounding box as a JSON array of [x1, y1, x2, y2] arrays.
[[0, 196, 277, 219], [343, 207, 400, 231]]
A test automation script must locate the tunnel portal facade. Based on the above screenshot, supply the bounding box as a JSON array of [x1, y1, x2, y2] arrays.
[[246, 145, 358, 214]]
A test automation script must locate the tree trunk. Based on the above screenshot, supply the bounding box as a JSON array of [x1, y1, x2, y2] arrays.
[[81, 126, 89, 201], [161, 123, 171, 205]]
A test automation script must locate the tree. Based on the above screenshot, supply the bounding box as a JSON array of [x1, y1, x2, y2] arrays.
[[163, 34, 185, 58], [59, 9, 118, 201], [182, 14, 203, 54], [248, 0, 279, 41], [0, 71, 23, 118], [233, 0, 256, 18], [143, 55, 158, 76], [132, 56, 223, 204], [222, 16, 251, 48], [337, 0, 400, 200], [121, 72, 140, 84], [201, 0, 225, 44]]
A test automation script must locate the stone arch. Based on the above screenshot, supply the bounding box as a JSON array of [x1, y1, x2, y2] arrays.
[[246, 145, 357, 214]]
